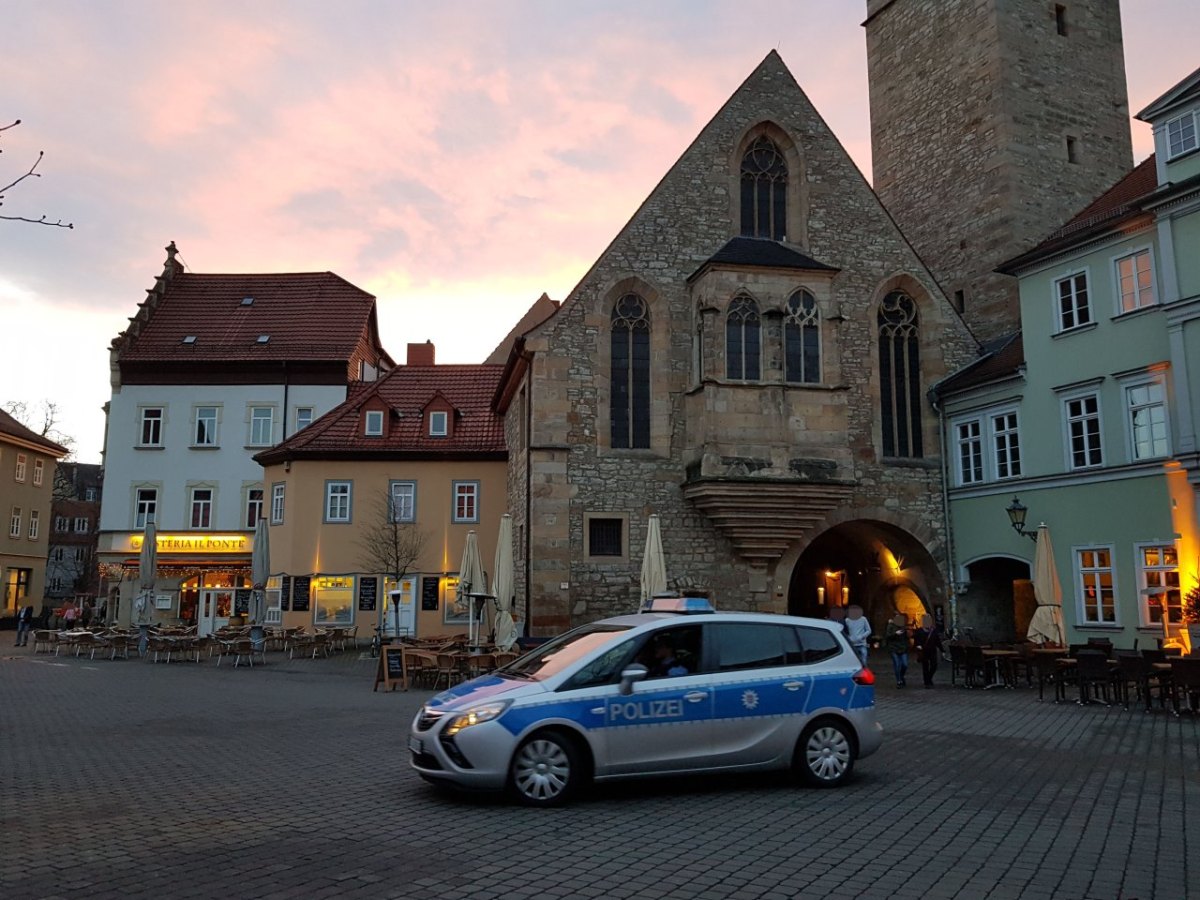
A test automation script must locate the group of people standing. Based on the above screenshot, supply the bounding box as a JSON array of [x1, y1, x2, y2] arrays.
[[828, 605, 945, 688]]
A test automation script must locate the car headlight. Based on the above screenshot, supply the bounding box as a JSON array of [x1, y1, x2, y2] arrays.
[[443, 700, 511, 737]]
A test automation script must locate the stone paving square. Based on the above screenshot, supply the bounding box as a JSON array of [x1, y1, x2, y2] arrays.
[[1, 645, 1197, 899]]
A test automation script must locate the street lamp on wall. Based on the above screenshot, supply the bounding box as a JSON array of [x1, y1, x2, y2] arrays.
[[1005, 496, 1039, 542]]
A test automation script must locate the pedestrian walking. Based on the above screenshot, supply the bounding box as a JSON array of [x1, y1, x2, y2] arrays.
[[15, 604, 34, 646], [884, 612, 910, 687], [827, 605, 848, 635], [913, 614, 944, 688], [62, 602, 78, 630], [845, 605, 871, 667]]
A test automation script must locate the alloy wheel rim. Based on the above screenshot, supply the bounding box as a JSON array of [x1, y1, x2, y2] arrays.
[[805, 726, 850, 780], [514, 739, 571, 800]]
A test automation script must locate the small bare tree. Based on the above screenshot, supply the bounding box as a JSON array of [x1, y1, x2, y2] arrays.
[[3, 399, 76, 461], [357, 490, 428, 638], [1, 119, 73, 229]]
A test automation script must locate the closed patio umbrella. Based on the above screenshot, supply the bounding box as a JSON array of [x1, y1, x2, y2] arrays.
[[639, 514, 667, 609], [134, 521, 157, 626], [250, 517, 270, 625], [493, 514, 517, 651], [1027, 524, 1065, 646], [457, 531, 487, 646]]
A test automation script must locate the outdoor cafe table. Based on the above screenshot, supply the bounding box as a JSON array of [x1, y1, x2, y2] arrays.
[[980, 649, 1020, 689]]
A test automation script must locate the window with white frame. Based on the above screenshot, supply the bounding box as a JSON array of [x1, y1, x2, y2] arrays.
[[190, 488, 213, 529], [1076, 547, 1117, 625], [365, 410, 384, 436], [1166, 111, 1197, 160], [1115, 249, 1155, 313], [1126, 380, 1169, 460], [1064, 393, 1103, 469], [85, 487, 97, 502], [194, 406, 219, 446], [139, 408, 164, 446], [249, 407, 274, 446], [955, 419, 984, 485], [32, 459, 44, 486], [992, 411, 1022, 479], [389, 481, 416, 523], [27, 510, 39, 540], [245, 488, 264, 528], [135, 488, 157, 528], [1055, 272, 1091, 331], [295, 407, 313, 433], [325, 481, 352, 523], [9, 507, 21, 538], [73, 517, 89, 533], [452, 481, 479, 523], [271, 483, 285, 524], [54, 516, 67, 532], [429, 410, 448, 437], [14, 453, 26, 482], [1138, 544, 1181, 626]]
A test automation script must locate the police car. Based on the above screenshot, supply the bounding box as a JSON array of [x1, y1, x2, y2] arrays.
[[409, 598, 882, 806]]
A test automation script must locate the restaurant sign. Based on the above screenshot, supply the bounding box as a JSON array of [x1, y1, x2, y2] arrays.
[[130, 534, 250, 554]]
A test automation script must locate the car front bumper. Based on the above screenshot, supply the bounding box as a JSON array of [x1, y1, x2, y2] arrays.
[[408, 714, 514, 792]]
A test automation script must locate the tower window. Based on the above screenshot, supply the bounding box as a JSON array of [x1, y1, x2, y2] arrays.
[[611, 294, 651, 449], [1055, 5, 1068, 36], [953, 290, 966, 313], [740, 136, 788, 240], [1066, 136, 1079, 164]]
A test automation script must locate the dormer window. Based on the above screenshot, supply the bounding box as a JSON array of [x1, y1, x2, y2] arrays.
[[1167, 111, 1198, 160], [256, 334, 270, 344], [429, 410, 448, 437], [364, 410, 384, 436], [182, 335, 197, 345], [241, 296, 255, 306]]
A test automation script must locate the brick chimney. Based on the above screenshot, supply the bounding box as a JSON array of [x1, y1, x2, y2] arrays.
[[406, 341, 435, 366]]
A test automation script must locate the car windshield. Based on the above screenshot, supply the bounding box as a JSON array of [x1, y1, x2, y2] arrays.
[[499, 624, 633, 682]]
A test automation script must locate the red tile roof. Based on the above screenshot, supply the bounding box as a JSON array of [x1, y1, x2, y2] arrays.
[[933, 332, 1024, 397], [255, 364, 506, 463], [0, 409, 69, 456], [997, 157, 1158, 272], [116, 271, 384, 364]]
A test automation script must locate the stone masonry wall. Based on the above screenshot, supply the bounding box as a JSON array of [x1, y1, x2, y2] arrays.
[[866, 0, 1133, 343]]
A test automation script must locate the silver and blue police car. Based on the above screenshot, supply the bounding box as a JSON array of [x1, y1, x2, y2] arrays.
[[409, 598, 882, 806]]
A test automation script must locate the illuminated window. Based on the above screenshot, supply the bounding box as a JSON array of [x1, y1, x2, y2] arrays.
[[1138, 544, 1181, 626], [1115, 249, 1155, 313], [313, 576, 354, 625], [1076, 547, 1116, 625]]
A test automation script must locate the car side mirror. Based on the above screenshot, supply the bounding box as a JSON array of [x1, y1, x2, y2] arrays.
[[618, 663, 648, 696]]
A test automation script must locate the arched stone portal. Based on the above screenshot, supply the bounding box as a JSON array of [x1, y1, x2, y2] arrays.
[[786, 520, 945, 635], [960, 556, 1033, 643]]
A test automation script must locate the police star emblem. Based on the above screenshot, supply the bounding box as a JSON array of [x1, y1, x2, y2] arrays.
[[741, 689, 759, 710]]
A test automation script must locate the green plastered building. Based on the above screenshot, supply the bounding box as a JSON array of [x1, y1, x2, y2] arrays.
[[932, 66, 1200, 649]]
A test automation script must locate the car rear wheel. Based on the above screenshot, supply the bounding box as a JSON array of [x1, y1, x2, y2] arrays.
[[509, 730, 583, 807], [795, 719, 855, 788]]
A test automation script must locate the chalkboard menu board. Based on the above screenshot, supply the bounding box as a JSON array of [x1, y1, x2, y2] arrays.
[[421, 576, 440, 611], [234, 589, 251, 616], [280, 576, 291, 612], [292, 576, 311, 612], [374, 645, 407, 692], [358, 576, 378, 612]]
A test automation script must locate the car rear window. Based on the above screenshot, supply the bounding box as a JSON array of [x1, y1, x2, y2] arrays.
[[795, 626, 841, 664], [711, 623, 801, 671]]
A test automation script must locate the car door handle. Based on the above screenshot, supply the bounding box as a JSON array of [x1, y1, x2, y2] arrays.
[[590, 707, 605, 715], [684, 691, 708, 703], [783, 681, 805, 691]]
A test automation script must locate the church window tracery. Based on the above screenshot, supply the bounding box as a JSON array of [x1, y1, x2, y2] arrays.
[[611, 294, 651, 449], [740, 136, 788, 240], [784, 290, 820, 384], [878, 291, 923, 457], [726, 295, 761, 381]]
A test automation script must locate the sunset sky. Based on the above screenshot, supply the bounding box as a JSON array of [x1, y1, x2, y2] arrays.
[[3, 1, 1194, 463]]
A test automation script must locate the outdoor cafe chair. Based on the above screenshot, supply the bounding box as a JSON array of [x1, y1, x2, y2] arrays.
[[147, 636, 175, 663], [961, 645, 990, 688], [1075, 650, 1114, 706], [1114, 653, 1167, 712], [948, 644, 966, 686], [434, 653, 464, 689], [1032, 654, 1066, 702], [229, 638, 264, 668], [1168, 658, 1200, 717], [105, 634, 133, 661], [32, 630, 55, 654]]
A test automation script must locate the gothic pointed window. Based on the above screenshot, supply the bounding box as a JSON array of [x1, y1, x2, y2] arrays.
[[611, 294, 651, 449], [878, 291, 923, 458], [726, 295, 761, 381], [740, 136, 788, 240], [785, 290, 820, 384]]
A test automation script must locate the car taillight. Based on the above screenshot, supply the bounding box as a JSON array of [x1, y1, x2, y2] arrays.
[[852, 667, 875, 686]]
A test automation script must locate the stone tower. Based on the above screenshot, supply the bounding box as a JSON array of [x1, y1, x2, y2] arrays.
[[865, 0, 1133, 341]]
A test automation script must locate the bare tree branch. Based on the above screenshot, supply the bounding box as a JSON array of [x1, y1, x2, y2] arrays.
[[357, 490, 428, 636], [2, 399, 76, 460], [1, 119, 74, 229]]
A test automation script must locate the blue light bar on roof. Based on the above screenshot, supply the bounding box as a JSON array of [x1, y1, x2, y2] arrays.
[[646, 596, 715, 614]]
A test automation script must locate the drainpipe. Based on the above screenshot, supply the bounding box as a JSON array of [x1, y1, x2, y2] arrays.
[[281, 361, 290, 438]]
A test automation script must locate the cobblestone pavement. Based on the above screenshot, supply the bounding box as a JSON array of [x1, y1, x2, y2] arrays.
[[1, 644, 1197, 900]]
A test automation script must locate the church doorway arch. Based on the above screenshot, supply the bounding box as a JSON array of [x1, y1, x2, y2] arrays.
[[786, 520, 944, 636], [958, 555, 1033, 643]]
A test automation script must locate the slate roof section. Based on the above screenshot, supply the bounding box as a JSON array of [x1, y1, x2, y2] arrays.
[[116, 271, 384, 363], [255, 364, 506, 463], [997, 158, 1158, 273], [0, 408, 69, 456], [932, 332, 1024, 397], [688, 237, 839, 281]]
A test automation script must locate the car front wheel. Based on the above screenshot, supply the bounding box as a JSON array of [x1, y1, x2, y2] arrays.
[[795, 719, 855, 788], [509, 730, 583, 807]]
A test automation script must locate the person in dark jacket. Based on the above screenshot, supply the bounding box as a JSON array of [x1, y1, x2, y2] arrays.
[[15, 604, 34, 646], [913, 614, 945, 688], [883, 613, 910, 687]]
